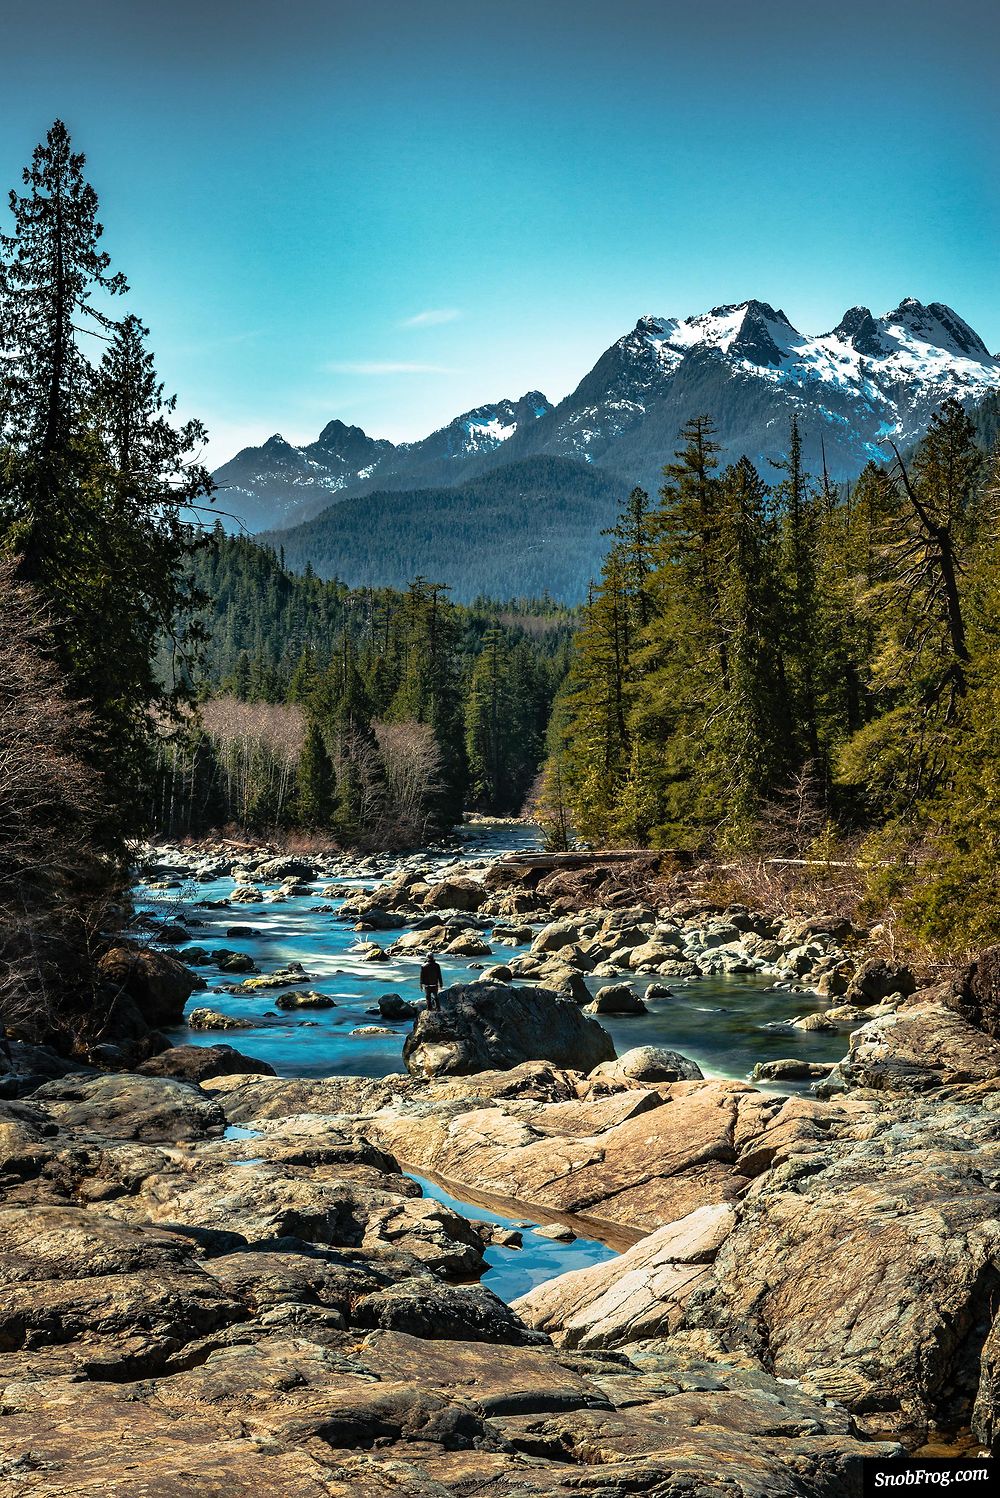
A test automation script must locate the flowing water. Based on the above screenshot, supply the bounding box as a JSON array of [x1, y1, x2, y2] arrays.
[[133, 822, 850, 1299]]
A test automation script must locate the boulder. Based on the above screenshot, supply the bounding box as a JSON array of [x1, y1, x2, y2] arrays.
[[378, 994, 418, 1021], [445, 933, 493, 957], [514, 1203, 736, 1349], [790, 1012, 835, 1032], [0, 1041, 94, 1100], [215, 950, 256, 974], [31, 1072, 226, 1141], [423, 878, 484, 912], [273, 990, 336, 1011], [229, 885, 263, 903], [256, 856, 317, 881], [628, 940, 685, 971], [97, 945, 196, 1028], [154, 921, 190, 945], [749, 1058, 837, 1082], [187, 1008, 254, 1031], [529, 920, 583, 956], [236, 962, 313, 991], [946, 946, 1000, 1039], [138, 1044, 275, 1081], [845, 956, 917, 1006], [541, 968, 592, 1005], [479, 963, 513, 984], [836, 998, 1000, 1091], [586, 983, 647, 1015], [591, 1046, 703, 1086], [402, 982, 615, 1078]]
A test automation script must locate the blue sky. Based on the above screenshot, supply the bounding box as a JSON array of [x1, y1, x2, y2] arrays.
[[1, 0, 997, 463]]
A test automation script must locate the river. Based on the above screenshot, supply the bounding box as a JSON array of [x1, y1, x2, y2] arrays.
[[132, 820, 850, 1299]]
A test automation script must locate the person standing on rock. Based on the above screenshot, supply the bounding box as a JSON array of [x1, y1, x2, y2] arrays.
[[420, 954, 444, 1011]]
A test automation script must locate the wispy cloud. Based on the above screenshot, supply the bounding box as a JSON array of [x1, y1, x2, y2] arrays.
[[323, 360, 455, 376], [400, 308, 461, 329]]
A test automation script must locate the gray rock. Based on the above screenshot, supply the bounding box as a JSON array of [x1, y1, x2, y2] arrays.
[[846, 956, 917, 1005], [403, 982, 615, 1078], [378, 993, 418, 1021], [590, 1046, 703, 1085], [31, 1072, 226, 1141], [187, 1008, 255, 1031], [138, 1044, 275, 1081], [586, 983, 648, 1015]]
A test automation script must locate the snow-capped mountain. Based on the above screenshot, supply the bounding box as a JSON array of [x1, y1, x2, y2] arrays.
[[498, 298, 1000, 489], [212, 394, 552, 532], [212, 298, 999, 534]]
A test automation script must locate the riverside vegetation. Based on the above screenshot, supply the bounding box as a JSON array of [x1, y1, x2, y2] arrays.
[[5, 120, 1000, 1494]]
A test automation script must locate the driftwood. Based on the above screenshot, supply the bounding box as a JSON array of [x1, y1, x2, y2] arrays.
[[501, 849, 693, 871]]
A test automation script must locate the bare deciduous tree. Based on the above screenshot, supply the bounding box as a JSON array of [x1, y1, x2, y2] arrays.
[[374, 719, 442, 844], [0, 561, 114, 1041]]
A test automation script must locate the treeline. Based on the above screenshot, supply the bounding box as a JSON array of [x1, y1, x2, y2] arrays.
[[541, 400, 1000, 952], [154, 530, 575, 843]]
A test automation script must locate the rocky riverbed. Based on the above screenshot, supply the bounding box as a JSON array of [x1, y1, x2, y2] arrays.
[[3, 823, 1000, 1493]]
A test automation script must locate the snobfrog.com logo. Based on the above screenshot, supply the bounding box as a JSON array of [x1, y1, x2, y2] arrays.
[[864, 1461, 992, 1493]]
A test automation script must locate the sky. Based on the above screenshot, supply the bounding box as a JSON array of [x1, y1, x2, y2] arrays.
[[1, 0, 998, 464]]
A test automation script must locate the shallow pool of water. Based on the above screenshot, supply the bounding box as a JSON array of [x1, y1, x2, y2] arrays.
[[406, 1170, 617, 1301]]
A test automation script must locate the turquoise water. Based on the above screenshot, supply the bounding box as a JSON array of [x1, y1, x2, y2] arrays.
[[134, 832, 846, 1084]]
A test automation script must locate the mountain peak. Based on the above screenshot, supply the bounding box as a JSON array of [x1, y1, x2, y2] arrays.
[[882, 298, 993, 360], [726, 300, 798, 367], [830, 306, 884, 357], [315, 418, 372, 448]]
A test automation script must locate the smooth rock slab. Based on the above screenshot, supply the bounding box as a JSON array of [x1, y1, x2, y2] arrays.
[[514, 1203, 736, 1349]]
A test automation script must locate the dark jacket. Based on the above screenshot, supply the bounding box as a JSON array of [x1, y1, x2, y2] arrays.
[[420, 958, 443, 989]]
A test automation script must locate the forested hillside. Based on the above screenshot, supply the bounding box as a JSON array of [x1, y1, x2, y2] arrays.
[[153, 528, 576, 843], [260, 455, 627, 602]]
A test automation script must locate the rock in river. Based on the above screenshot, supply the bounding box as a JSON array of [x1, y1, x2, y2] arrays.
[[402, 981, 616, 1078]]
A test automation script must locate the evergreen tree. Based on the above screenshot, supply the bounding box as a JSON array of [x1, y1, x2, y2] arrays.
[[0, 128, 212, 833], [296, 719, 335, 828], [0, 120, 127, 581], [772, 415, 822, 762], [464, 626, 511, 810], [840, 400, 983, 818]]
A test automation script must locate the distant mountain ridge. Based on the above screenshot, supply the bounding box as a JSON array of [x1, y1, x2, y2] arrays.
[[213, 295, 1000, 536], [213, 393, 553, 531]]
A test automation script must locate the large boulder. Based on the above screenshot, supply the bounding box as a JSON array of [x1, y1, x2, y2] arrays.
[[832, 997, 1000, 1092], [97, 945, 196, 1028], [31, 1072, 226, 1141], [590, 1046, 703, 1086], [514, 1203, 736, 1349], [402, 982, 615, 1078], [137, 1044, 275, 1082], [586, 983, 647, 1015], [422, 878, 484, 912], [845, 956, 917, 1006], [947, 946, 1000, 1039], [187, 1008, 254, 1031], [0, 1041, 93, 1100]]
